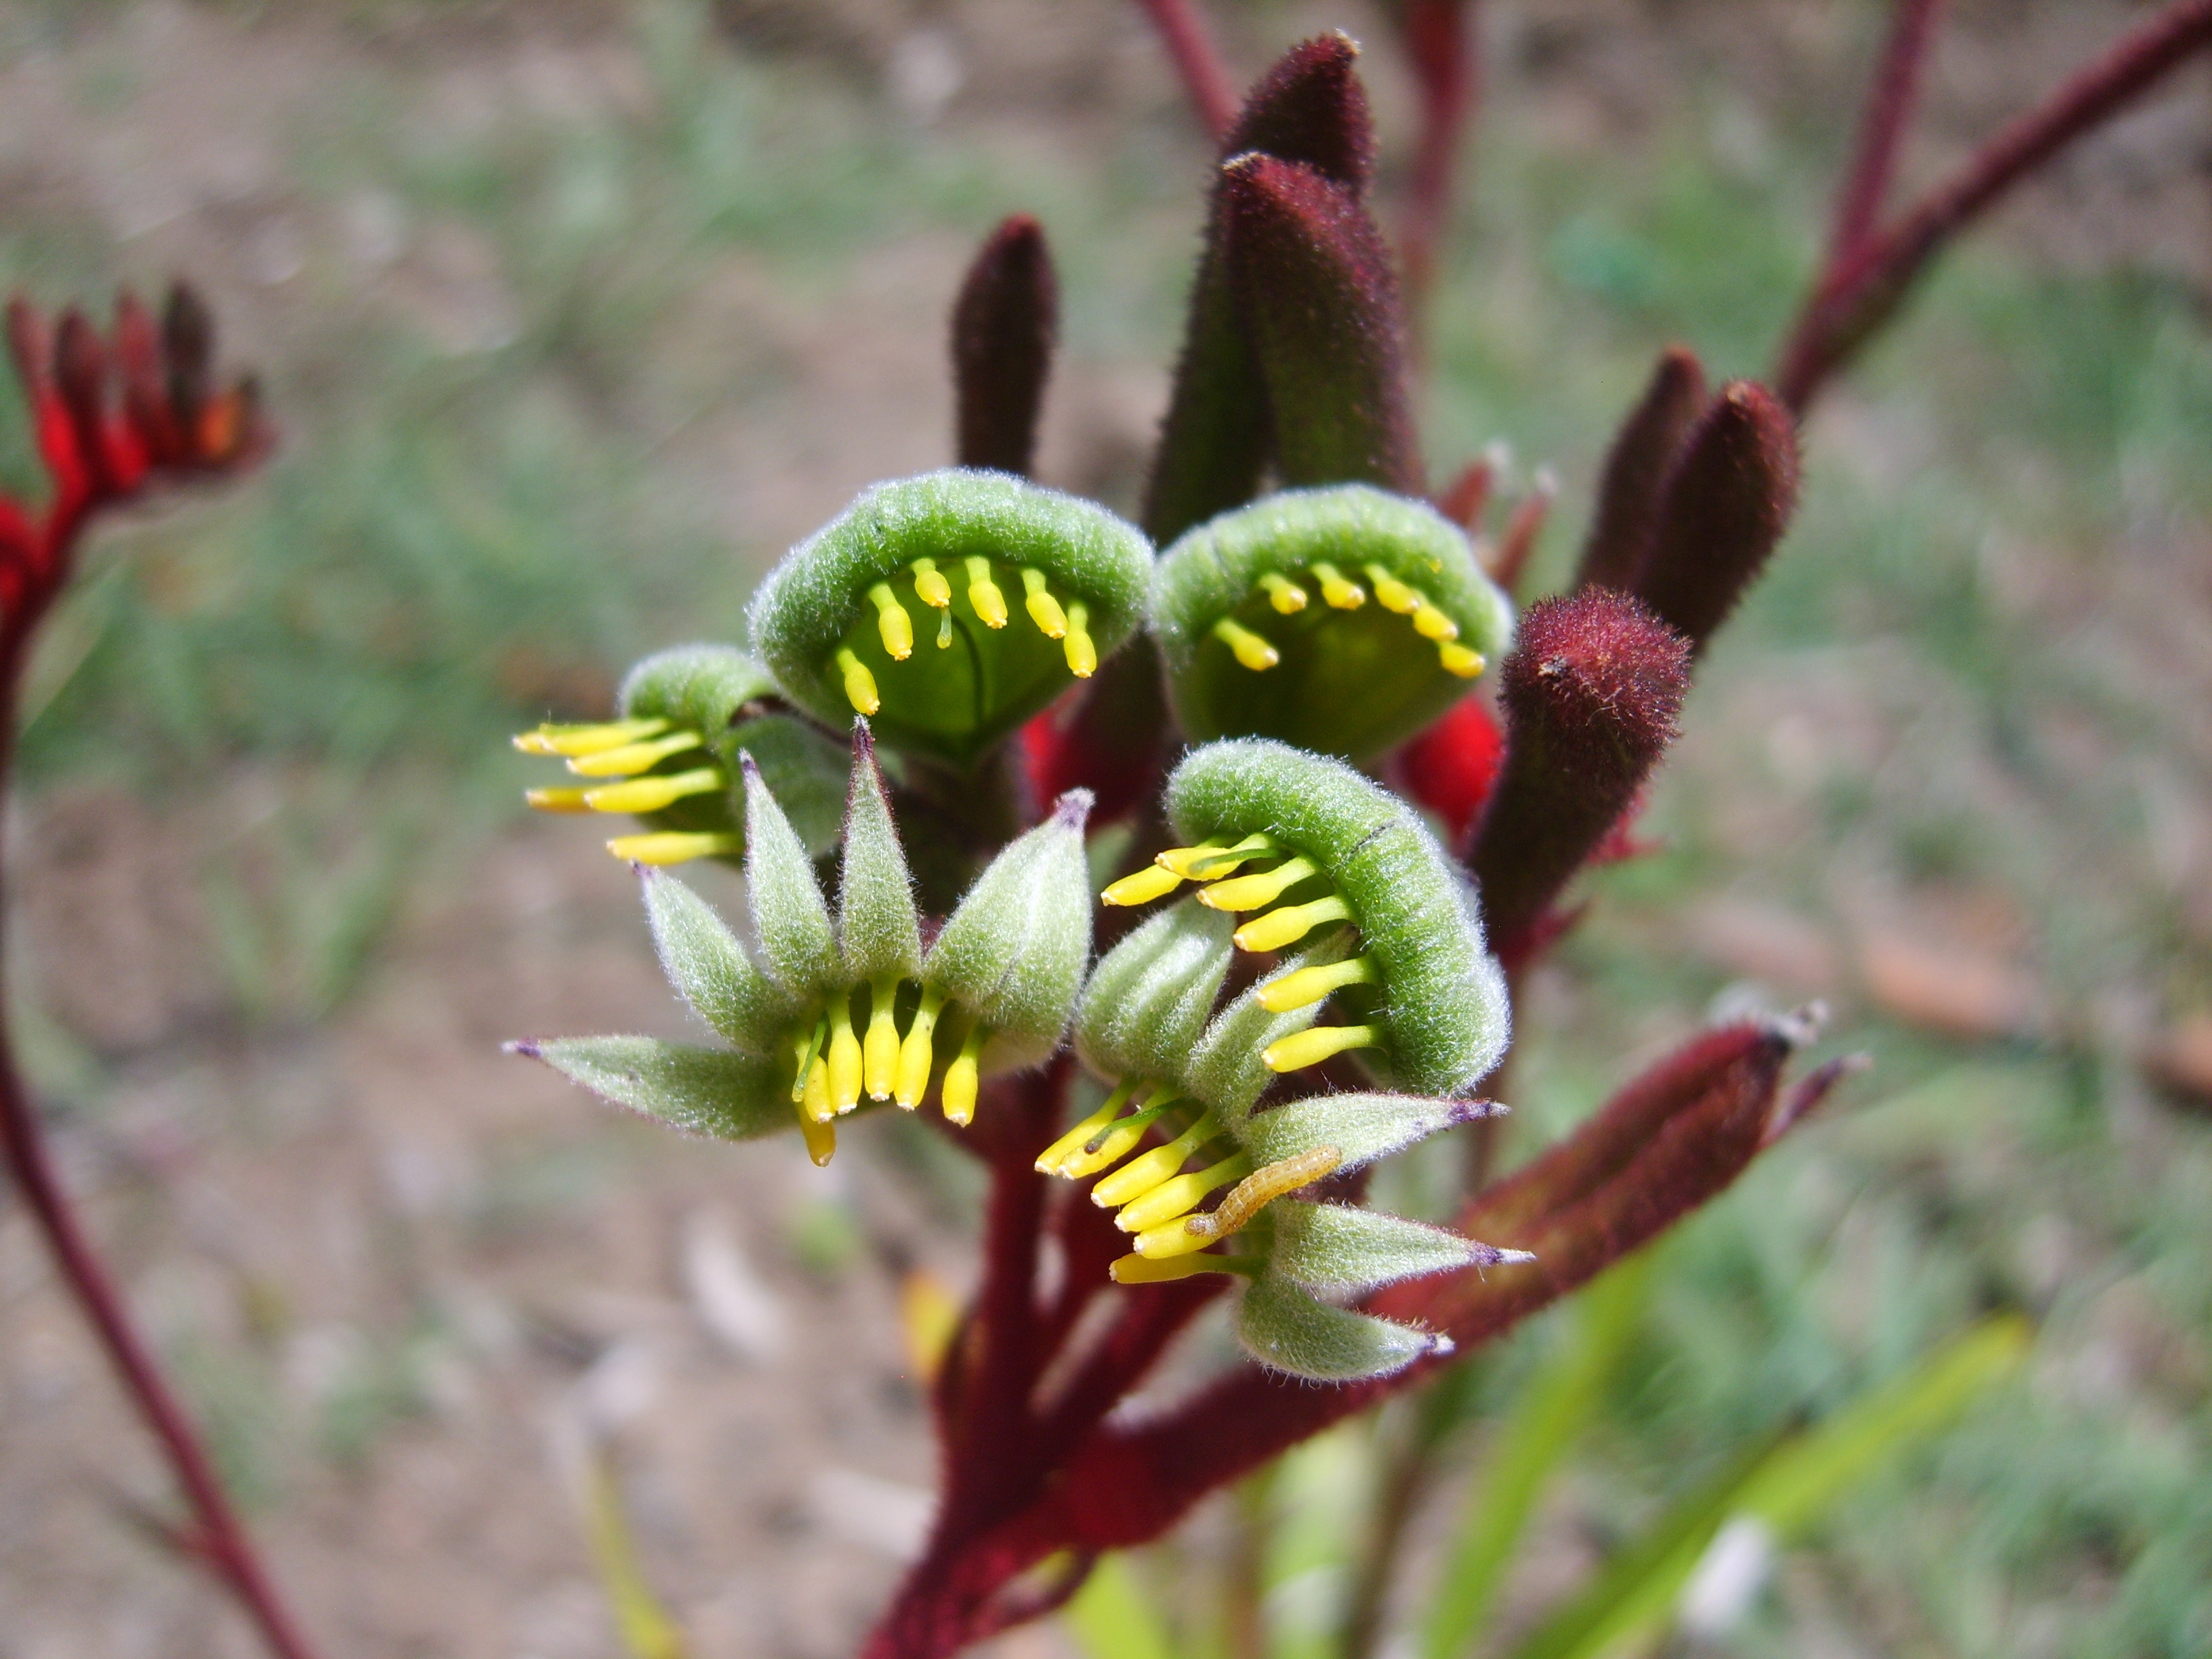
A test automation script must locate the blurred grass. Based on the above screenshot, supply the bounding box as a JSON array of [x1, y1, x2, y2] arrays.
[[3, 1, 2209, 1654]]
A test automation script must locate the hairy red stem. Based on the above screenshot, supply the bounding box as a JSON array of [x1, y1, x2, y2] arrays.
[[1135, 0, 1238, 142], [1776, 0, 2212, 409], [1825, 0, 1945, 266]]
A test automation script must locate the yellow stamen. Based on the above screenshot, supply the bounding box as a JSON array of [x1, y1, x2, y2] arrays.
[[1115, 1152, 1251, 1233], [1233, 895, 1354, 953], [937, 607, 954, 649], [1257, 955, 1378, 1012], [870, 583, 914, 660], [790, 1018, 827, 1105], [526, 787, 592, 813], [965, 558, 1008, 628], [1261, 1023, 1380, 1073], [1054, 1089, 1182, 1179], [1092, 1113, 1221, 1208], [1036, 1081, 1137, 1174], [1102, 863, 1184, 907], [607, 831, 740, 865], [1412, 602, 1459, 642], [1195, 855, 1318, 913], [796, 1100, 837, 1167], [912, 558, 952, 609], [827, 998, 863, 1114], [1063, 601, 1097, 678], [1259, 573, 1308, 614], [1153, 838, 1227, 878], [513, 717, 668, 758], [1177, 833, 1279, 878], [1439, 642, 1486, 678], [802, 1053, 834, 1124], [1365, 564, 1422, 614], [1113, 1247, 1233, 1278], [1311, 562, 1366, 609], [1020, 569, 1067, 639], [580, 767, 722, 815], [1186, 1146, 1344, 1237], [863, 977, 902, 1101], [565, 730, 704, 777], [941, 1023, 986, 1127], [895, 987, 943, 1109], [836, 649, 880, 716], [1212, 617, 1279, 672]]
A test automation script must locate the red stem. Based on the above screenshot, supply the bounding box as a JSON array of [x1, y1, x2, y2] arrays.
[[1397, 0, 1481, 322], [0, 588, 321, 1659], [1824, 0, 1945, 268], [1134, 0, 1238, 142], [1775, 0, 2212, 410]]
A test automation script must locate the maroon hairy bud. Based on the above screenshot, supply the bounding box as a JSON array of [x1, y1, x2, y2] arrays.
[[1143, 35, 1378, 544], [950, 216, 1059, 478], [1632, 380, 1799, 653], [1220, 153, 1420, 495], [1575, 345, 1708, 593], [1470, 588, 1692, 959]]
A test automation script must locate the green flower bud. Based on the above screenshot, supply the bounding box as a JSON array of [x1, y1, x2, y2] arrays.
[[1074, 902, 1236, 1086], [1150, 485, 1513, 760], [748, 470, 1152, 769], [1233, 1268, 1446, 1382], [1266, 1200, 1528, 1298], [743, 752, 841, 1002], [510, 643, 846, 868], [640, 863, 794, 1057], [1105, 739, 1509, 1099], [510, 1038, 787, 1142]]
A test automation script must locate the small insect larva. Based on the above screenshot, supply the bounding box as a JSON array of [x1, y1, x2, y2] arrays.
[[1187, 1145, 1343, 1240]]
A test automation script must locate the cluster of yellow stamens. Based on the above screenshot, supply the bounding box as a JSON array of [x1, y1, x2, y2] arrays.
[[834, 556, 1099, 716], [784, 978, 991, 1165], [514, 718, 738, 865], [1036, 1082, 1345, 1279], [1208, 560, 1486, 679], [1101, 834, 1385, 1076]]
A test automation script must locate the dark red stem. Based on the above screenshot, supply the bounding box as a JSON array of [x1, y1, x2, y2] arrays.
[[1775, 0, 2212, 410], [1824, 0, 1944, 266], [0, 595, 321, 1659], [1395, 0, 1480, 319], [1135, 0, 1239, 142]]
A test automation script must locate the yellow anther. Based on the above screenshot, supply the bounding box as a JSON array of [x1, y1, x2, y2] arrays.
[[513, 717, 668, 758], [1365, 564, 1422, 614], [606, 831, 741, 865], [802, 1053, 834, 1124], [1412, 602, 1459, 642], [1187, 1147, 1344, 1237], [790, 1019, 827, 1105], [1020, 569, 1067, 639], [863, 977, 902, 1101], [1153, 839, 1227, 878], [1092, 1113, 1221, 1208], [1053, 1090, 1182, 1179], [836, 649, 880, 716], [827, 998, 863, 1115], [580, 767, 722, 815], [1212, 617, 1279, 672], [525, 787, 592, 813], [1036, 1082, 1136, 1174], [965, 557, 1008, 628], [1310, 562, 1366, 609], [1102, 863, 1185, 907], [895, 987, 944, 1109], [1063, 601, 1097, 678], [1234, 895, 1354, 953], [1258, 573, 1309, 614], [565, 730, 704, 777], [796, 1101, 837, 1167], [870, 583, 914, 660], [1262, 1023, 1380, 1073], [1256, 955, 1378, 1012], [1113, 1246, 1229, 1277], [1195, 855, 1318, 914], [941, 1023, 987, 1127], [1439, 642, 1486, 679], [912, 558, 953, 609], [1179, 833, 1279, 878], [1115, 1153, 1251, 1233]]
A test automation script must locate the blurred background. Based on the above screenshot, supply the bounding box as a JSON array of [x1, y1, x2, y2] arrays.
[[1, 1, 2209, 1655]]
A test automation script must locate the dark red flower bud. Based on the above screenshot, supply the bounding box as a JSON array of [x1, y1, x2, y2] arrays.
[[1220, 153, 1419, 495], [951, 216, 1058, 478], [1390, 694, 1502, 848], [163, 281, 213, 434], [1221, 31, 1375, 193], [1633, 380, 1800, 653], [1469, 588, 1691, 959], [1575, 345, 1707, 593]]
